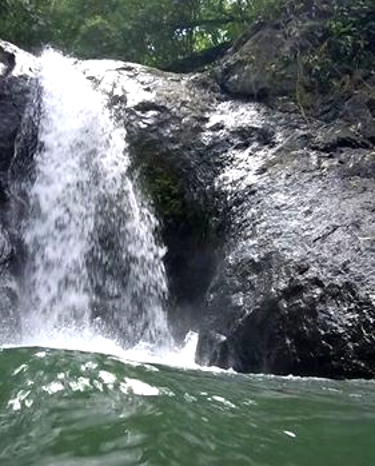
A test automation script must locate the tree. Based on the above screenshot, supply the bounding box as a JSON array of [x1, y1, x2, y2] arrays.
[[1, 0, 262, 66]]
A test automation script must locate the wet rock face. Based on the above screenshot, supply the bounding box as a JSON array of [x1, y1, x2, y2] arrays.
[[0, 41, 36, 342], [217, 24, 298, 100], [106, 63, 375, 378], [195, 108, 375, 378], [79, 61, 223, 337], [3, 39, 375, 378], [0, 226, 18, 342], [0, 41, 36, 179], [0, 76, 29, 183]]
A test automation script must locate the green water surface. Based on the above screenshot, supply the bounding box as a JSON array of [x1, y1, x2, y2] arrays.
[[0, 347, 373, 466]]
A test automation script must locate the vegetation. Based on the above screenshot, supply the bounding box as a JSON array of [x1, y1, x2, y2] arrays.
[[1, 0, 375, 80], [294, 1, 375, 90], [0, 0, 269, 68]]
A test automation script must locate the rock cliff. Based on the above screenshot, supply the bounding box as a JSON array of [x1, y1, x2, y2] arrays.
[[2, 25, 375, 378]]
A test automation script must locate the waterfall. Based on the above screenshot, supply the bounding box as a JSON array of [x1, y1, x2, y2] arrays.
[[12, 49, 171, 350]]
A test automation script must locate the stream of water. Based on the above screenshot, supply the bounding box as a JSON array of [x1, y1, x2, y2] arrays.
[[14, 49, 170, 349]]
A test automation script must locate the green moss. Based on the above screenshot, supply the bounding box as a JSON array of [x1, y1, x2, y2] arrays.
[[143, 163, 185, 223], [138, 156, 212, 244]]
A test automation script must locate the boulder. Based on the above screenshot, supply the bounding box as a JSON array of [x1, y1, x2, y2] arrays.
[[195, 107, 375, 378], [216, 23, 298, 99], [84, 57, 375, 379]]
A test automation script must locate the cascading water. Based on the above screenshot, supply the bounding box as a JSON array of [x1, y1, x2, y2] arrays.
[[12, 49, 172, 350]]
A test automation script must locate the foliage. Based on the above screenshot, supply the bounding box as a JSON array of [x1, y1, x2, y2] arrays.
[[0, 0, 283, 67], [291, 0, 375, 98], [0, 0, 53, 49], [1, 0, 375, 78]]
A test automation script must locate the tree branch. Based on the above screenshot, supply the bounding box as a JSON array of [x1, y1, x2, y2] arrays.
[[174, 15, 249, 31]]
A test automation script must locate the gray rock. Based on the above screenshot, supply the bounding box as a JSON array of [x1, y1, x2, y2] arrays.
[[196, 107, 375, 378], [78, 61, 221, 337], [84, 58, 375, 379], [216, 24, 298, 99], [0, 40, 36, 187], [0, 225, 18, 344], [0, 41, 36, 342]]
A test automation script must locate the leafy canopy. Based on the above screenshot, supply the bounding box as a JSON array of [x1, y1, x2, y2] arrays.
[[1, 0, 375, 74], [0, 0, 277, 67]]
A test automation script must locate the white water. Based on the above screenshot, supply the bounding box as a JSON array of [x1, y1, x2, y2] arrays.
[[6, 330, 201, 370], [15, 50, 172, 353]]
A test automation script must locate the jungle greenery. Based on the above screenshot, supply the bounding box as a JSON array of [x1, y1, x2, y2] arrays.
[[0, 0, 275, 67], [1, 0, 375, 73]]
